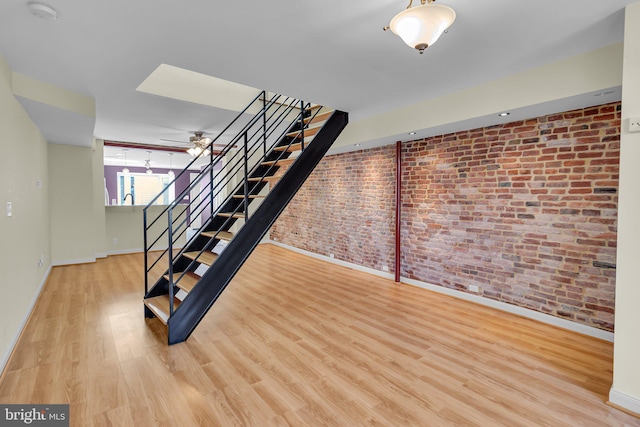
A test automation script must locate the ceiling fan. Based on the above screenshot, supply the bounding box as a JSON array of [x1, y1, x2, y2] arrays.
[[160, 131, 233, 157]]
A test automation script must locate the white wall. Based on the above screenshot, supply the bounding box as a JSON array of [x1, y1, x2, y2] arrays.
[[0, 53, 51, 372], [610, 1, 640, 415]]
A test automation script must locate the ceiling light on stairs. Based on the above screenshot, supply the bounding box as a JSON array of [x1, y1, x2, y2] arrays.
[[384, 0, 456, 54], [27, 2, 58, 20]]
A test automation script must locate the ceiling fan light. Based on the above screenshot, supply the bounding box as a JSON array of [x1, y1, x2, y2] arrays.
[[122, 167, 130, 174], [146, 168, 153, 174], [389, 2, 456, 53], [167, 170, 175, 178]]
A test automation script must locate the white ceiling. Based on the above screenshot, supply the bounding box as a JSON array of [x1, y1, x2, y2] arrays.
[[0, 0, 634, 158]]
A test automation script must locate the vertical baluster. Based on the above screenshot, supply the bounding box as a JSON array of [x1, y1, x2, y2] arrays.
[[168, 207, 174, 315], [300, 100, 305, 152], [143, 208, 149, 294], [244, 132, 249, 222]]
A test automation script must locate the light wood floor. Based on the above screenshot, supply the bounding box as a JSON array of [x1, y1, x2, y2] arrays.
[[1, 244, 638, 426]]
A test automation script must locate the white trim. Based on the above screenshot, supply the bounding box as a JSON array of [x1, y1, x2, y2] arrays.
[[52, 257, 96, 266], [268, 240, 395, 280], [401, 277, 614, 342], [0, 265, 51, 375], [609, 388, 640, 415], [107, 248, 143, 256], [96, 252, 108, 259], [268, 240, 614, 342]]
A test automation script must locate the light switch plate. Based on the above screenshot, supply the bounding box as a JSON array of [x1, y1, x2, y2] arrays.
[[6, 201, 12, 217], [630, 117, 640, 133]]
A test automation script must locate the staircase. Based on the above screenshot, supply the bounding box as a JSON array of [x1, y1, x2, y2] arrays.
[[142, 91, 348, 344]]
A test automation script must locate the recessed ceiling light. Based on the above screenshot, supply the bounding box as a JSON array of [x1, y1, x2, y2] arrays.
[[27, 2, 58, 20], [408, 132, 417, 135], [355, 144, 361, 147], [498, 112, 510, 117]]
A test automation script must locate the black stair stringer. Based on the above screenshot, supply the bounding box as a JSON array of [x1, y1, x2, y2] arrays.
[[167, 110, 348, 344]]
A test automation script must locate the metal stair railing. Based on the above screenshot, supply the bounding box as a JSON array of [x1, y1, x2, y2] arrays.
[[143, 92, 321, 310]]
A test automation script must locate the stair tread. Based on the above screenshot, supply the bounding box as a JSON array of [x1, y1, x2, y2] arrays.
[[164, 271, 200, 293], [217, 212, 245, 219], [184, 251, 219, 266], [231, 194, 265, 199], [200, 230, 234, 240], [261, 157, 296, 167], [286, 125, 322, 139], [273, 142, 303, 152], [304, 110, 333, 124], [248, 176, 279, 182], [144, 295, 180, 324]]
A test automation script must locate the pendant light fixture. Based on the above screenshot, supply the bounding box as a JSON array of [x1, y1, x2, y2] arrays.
[[122, 149, 130, 174], [384, 0, 456, 54], [145, 151, 153, 174], [167, 153, 175, 178]]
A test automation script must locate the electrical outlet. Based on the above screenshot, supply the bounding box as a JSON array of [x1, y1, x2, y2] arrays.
[[469, 285, 479, 293], [329, 253, 334, 259], [38, 255, 44, 267], [629, 117, 640, 133], [6, 202, 11, 217], [382, 266, 389, 272], [113, 238, 118, 245]]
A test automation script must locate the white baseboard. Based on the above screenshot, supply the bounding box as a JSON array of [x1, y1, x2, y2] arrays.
[[52, 257, 96, 266], [268, 240, 614, 342], [609, 388, 640, 415], [107, 248, 143, 256], [402, 277, 614, 342], [0, 265, 51, 376], [268, 240, 395, 280]]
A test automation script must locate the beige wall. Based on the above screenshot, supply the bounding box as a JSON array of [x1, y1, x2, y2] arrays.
[[610, 1, 640, 414], [106, 205, 188, 254], [48, 143, 104, 265], [335, 43, 623, 149], [0, 53, 50, 370], [92, 140, 107, 258]]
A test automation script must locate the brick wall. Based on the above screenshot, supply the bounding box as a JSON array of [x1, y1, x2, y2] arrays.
[[271, 102, 620, 332], [271, 145, 397, 272]]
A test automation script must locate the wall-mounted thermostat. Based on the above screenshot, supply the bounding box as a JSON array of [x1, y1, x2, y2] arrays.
[[630, 117, 640, 133]]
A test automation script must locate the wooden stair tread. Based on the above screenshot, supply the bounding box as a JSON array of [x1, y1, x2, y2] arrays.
[[248, 176, 279, 182], [144, 295, 180, 325], [164, 271, 200, 293], [261, 157, 296, 167], [304, 110, 334, 124], [232, 194, 265, 199], [184, 251, 219, 266], [286, 125, 322, 139], [200, 230, 234, 240], [217, 212, 245, 219], [273, 142, 303, 152]]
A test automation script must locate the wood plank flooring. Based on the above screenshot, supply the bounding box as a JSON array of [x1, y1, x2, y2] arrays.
[[1, 244, 638, 426]]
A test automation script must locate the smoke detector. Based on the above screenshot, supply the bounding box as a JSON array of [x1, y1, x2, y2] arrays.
[[27, 2, 58, 20]]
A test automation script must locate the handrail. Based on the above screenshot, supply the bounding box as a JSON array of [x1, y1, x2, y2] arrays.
[[143, 90, 319, 306]]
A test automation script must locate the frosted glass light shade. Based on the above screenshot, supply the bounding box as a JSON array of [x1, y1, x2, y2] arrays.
[[389, 3, 456, 53]]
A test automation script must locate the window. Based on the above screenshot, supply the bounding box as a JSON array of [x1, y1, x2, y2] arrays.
[[116, 172, 175, 206]]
